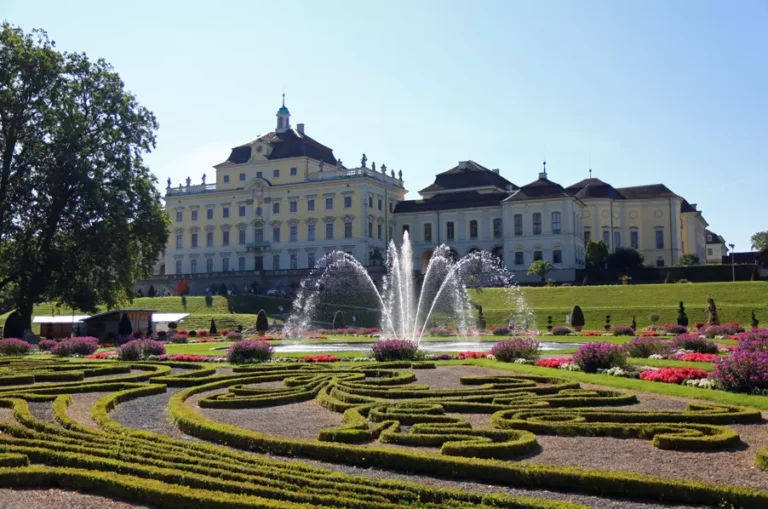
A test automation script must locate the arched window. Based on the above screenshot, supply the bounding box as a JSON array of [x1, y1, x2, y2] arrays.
[[278, 117, 284, 129]]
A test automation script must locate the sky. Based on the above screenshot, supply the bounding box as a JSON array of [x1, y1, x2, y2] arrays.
[[4, 0, 768, 250]]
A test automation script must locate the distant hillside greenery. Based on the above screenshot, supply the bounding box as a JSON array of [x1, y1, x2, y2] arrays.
[[2, 282, 766, 333]]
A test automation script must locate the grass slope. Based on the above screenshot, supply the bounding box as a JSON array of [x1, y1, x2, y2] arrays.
[[469, 281, 768, 329]]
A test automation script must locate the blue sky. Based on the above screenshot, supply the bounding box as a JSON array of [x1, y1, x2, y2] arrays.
[[5, 0, 767, 249]]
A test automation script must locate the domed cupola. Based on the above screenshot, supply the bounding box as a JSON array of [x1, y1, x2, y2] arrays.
[[276, 94, 291, 133]]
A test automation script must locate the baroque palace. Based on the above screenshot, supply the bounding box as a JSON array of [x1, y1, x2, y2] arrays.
[[156, 99, 711, 291]]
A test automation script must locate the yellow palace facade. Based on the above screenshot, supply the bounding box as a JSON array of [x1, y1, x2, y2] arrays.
[[162, 98, 406, 279]]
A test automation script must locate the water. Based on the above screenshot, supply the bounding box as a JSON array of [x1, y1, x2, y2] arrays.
[[284, 232, 535, 346], [269, 341, 581, 354]]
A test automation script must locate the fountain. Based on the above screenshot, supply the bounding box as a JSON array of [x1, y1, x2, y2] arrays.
[[284, 232, 536, 345]]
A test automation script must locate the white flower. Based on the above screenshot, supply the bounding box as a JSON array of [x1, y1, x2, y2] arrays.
[[513, 358, 533, 364], [648, 354, 665, 360]]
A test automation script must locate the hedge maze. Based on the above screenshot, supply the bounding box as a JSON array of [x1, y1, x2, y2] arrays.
[[0, 357, 767, 508]]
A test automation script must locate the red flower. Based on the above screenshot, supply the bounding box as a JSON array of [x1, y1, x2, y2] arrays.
[[639, 367, 708, 384]]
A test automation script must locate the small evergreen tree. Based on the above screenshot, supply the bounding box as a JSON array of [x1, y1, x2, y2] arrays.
[[219, 283, 228, 296], [751, 310, 759, 329], [205, 294, 213, 307], [118, 313, 133, 337], [209, 318, 218, 335], [631, 315, 637, 331], [677, 301, 689, 327], [571, 305, 585, 330], [333, 310, 345, 329], [256, 309, 269, 333], [148, 284, 156, 298], [604, 314, 611, 331], [2, 311, 24, 339]]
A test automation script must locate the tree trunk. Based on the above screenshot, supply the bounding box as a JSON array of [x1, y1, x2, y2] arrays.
[[17, 302, 38, 344]]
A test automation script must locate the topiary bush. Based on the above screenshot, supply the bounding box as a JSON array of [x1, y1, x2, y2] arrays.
[[490, 338, 540, 362], [227, 339, 274, 364], [0, 338, 32, 356], [51, 337, 99, 357], [209, 319, 218, 336], [625, 336, 673, 358], [256, 309, 269, 334], [370, 340, 420, 361], [571, 305, 585, 330], [117, 339, 166, 361], [670, 334, 718, 354], [118, 313, 133, 337], [188, 330, 198, 338], [573, 343, 627, 373]]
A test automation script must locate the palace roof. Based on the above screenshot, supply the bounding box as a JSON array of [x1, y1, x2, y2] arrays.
[[504, 175, 573, 202], [226, 128, 337, 166], [394, 191, 511, 213], [419, 161, 516, 194]]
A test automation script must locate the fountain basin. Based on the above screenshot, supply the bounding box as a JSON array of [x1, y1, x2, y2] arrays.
[[217, 341, 582, 354]]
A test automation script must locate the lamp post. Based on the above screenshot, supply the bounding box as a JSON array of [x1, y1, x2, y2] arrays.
[[729, 243, 735, 282]]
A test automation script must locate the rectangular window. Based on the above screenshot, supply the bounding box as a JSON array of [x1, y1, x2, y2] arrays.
[[368, 222, 373, 238], [493, 218, 502, 238], [553, 249, 562, 264], [345, 222, 353, 238], [272, 254, 280, 270], [656, 258, 665, 267], [551, 212, 561, 234], [223, 175, 230, 183], [308, 224, 315, 241], [533, 213, 542, 235], [368, 196, 373, 208], [272, 202, 280, 214], [446, 222, 455, 241], [378, 199, 382, 211], [223, 231, 230, 246], [175, 234, 183, 249], [613, 231, 621, 249], [344, 196, 352, 208], [191, 210, 198, 221], [290, 253, 297, 269], [222, 257, 229, 272], [707, 234, 712, 242], [257, 171, 262, 178], [514, 214, 523, 236], [207, 209, 213, 220], [191, 259, 197, 273], [534, 250, 543, 261], [175, 260, 182, 274], [254, 228, 263, 241], [206, 232, 213, 247], [223, 207, 229, 219], [469, 220, 478, 239], [424, 223, 432, 242], [308, 252, 315, 268], [239, 205, 246, 217], [514, 252, 524, 265], [239, 229, 246, 245], [377, 224, 382, 240], [707, 248, 713, 256], [290, 225, 298, 242], [290, 167, 297, 176], [176, 211, 183, 222], [272, 227, 280, 243], [273, 169, 279, 178], [603, 229, 610, 245], [239, 173, 246, 181], [584, 230, 591, 242], [656, 230, 664, 249], [191, 233, 198, 248], [290, 201, 297, 213], [325, 197, 333, 210], [326, 223, 334, 239], [308, 199, 315, 211], [238, 256, 245, 271]]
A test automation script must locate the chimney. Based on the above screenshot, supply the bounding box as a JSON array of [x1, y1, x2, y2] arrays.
[[492, 169, 499, 174], [458, 161, 468, 170], [297, 123, 305, 135]]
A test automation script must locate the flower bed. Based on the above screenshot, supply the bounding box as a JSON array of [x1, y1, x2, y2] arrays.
[[228, 339, 274, 364], [611, 326, 635, 336], [674, 352, 720, 363], [51, 337, 100, 357], [625, 336, 672, 358], [429, 326, 453, 337], [550, 326, 572, 336], [535, 357, 572, 368], [580, 331, 602, 337], [300, 355, 341, 363], [639, 367, 709, 385], [703, 323, 745, 338], [370, 340, 420, 361], [37, 339, 57, 352], [573, 343, 626, 373], [490, 338, 540, 362], [670, 334, 718, 354], [662, 324, 688, 335], [457, 351, 487, 360], [117, 339, 166, 361], [0, 338, 31, 356]]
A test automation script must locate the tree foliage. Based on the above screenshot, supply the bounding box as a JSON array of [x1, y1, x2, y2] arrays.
[[571, 305, 585, 328], [0, 23, 168, 328], [256, 309, 269, 333], [606, 248, 645, 270], [118, 313, 133, 336], [677, 253, 700, 266], [751, 231, 768, 251], [585, 240, 609, 269], [527, 260, 553, 284]]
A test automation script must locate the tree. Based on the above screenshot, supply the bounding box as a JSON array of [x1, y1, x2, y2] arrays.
[[751, 231, 768, 251], [678, 253, 700, 266], [677, 301, 688, 327], [571, 305, 585, 330], [0, 24, 168, 333], [333, 310, 345, 329], [527, 260, 553, 284], [118, 313, 133, 337], [209, 318, 217, 336], [585, 240, 609, 269], [2, 310, 23, 338], [148, 285, 156, 298], [256, 309, 269, 333], [606, 248, 645, 270]]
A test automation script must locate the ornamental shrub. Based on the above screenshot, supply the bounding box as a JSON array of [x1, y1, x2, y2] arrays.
[[663, 324, 688, 335], [571, 305, 585, 328], [117, 313, 133, 336], [670, 334, 718, 354], [256, 309, 269, 333], [0, 338, 32, 356], [611, 326, 635, 336], [37, 339, 58, 351], [573, 342, 627, 373], [704, 324, 744, 338], [370, 340, 420, 361], [490, 338, 540, 362], [117, 339, 166, 361], [188, 330, 198, 338], [209, 319, 218, 336], [625, 336, 672, 358], [170, 334, 189, 344], [227, 339, 274, 364], [51, 337, 99, 357], [551, 326, 572, 336], [225, 331, 242, 340], [712, 346, 768, 392], [492, 326, 511, 336]]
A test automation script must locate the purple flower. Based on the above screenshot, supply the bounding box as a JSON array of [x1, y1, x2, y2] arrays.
[[490, 338, 540, 362], [670, 334, 718, 354], [370, 340, 419, 361], [625, 336, 672, 358], [573, 342, 627, 372], [117, 339, 166, 361], [0, 338, 32, 356], [227, 339, 273, 364], [51, 337, 99, 357]]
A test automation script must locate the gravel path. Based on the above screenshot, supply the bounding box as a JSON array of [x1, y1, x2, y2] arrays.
[[67, 392, 111, 430], [27, 401, 55, 424], [109, 387, 197, 441], [0, 489, 151, 509], [0, 408, 14, 423]]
